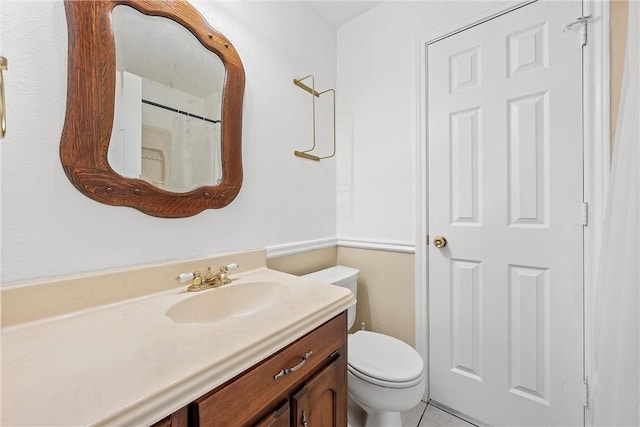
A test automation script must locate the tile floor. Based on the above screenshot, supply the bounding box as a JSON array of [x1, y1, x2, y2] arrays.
[[349, 398, 476, 427], [401, 400, 476, 427]]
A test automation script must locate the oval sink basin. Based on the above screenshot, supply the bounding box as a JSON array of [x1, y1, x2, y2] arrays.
[[166, 282, 290, 324]]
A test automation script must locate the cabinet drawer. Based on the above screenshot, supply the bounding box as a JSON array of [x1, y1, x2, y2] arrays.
[[193, 312, 347, 427]]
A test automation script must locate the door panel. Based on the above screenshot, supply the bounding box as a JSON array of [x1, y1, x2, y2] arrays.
[[427, 1, 584, 425], [291, 354, 347, 427]]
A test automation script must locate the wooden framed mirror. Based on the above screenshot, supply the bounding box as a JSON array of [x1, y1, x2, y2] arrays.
[[60, 0, 245, 218]]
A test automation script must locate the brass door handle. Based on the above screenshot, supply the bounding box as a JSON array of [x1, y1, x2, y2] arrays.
[[434, 235, 447, 248]]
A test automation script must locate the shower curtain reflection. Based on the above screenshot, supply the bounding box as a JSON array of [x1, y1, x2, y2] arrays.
[[109, 70, 223, 192], [169, 116, 221, 192]]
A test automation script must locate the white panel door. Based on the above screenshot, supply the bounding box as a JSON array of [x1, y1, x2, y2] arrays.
[[427, 1, 584, 426]]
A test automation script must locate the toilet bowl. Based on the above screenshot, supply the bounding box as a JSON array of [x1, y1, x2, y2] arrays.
[[303, 266, 425, 427]]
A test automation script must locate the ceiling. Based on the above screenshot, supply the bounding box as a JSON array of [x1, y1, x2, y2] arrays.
[[308, 1, 382, 27]]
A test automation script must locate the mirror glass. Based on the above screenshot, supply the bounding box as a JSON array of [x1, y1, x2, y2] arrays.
[[109, 6, 225, 192]]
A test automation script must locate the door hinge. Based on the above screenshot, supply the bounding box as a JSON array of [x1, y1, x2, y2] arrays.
[[583, 378, 590, 408], [564, 15, 592, 47], [581, 202, 589, 226]]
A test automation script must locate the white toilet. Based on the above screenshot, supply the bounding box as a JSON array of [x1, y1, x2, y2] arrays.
[[303, 266, 425, 427]]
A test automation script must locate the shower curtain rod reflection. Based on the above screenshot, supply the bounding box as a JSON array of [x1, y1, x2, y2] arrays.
[[141, 99, 221, 124]]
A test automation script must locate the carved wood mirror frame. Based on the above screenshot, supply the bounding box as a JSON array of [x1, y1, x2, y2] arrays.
[[60, 0, 245, 218]]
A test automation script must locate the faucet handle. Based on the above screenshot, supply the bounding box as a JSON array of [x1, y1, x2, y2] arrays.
[[224, 263, 239, 272], [176, 271, 203, 286], [218, 263, 239, 285], [176, 272, 195, 283]]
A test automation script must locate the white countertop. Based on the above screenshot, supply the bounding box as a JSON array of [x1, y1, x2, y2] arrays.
[[1, 267, 354, 426]]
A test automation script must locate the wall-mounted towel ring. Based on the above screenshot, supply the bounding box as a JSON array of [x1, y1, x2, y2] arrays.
[[0, 56, 7, 139], [293, 74, 335, 161]]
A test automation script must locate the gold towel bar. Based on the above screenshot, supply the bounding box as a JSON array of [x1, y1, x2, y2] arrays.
[[294, 78, 321, 97], [293, 75, 335, 161]]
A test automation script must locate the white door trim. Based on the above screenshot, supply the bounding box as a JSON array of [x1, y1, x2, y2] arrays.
[[581, 0, 611, 419], [413, 0, 610, 411]]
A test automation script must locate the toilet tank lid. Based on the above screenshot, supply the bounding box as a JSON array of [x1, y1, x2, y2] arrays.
[[302, 265, 359, 286]]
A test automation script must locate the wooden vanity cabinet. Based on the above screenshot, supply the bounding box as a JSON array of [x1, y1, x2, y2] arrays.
[[290, 352, 347, 426], [257, 353, 347, 427], [254, 401, 290, 427], [151, 406, 189, 427], [190, 312, 347, 427]]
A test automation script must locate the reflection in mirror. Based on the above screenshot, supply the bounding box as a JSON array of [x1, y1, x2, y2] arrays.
[[110, 6, 225, 192]]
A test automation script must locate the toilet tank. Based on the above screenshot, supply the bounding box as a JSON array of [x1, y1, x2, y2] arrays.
[[302, 265, 359, 330]]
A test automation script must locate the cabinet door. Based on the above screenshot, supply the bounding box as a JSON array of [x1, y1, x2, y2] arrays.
[[291, 351, 347, 427], [255, 401, 290, 427]]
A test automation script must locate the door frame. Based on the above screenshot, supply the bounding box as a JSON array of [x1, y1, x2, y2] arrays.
[[413, 0, 611, 418]]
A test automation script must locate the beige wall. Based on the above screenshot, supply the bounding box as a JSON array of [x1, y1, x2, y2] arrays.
[[268, 246, 416, 348], [266, 247, 338, 276], [611, 0, 629, 146], [337, 247, 415, 347]]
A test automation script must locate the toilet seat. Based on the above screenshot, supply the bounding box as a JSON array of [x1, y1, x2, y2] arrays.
[[348, 331, 424, 388]]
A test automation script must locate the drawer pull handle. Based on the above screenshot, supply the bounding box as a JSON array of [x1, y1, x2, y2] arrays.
[[274, 351, 313, 380]]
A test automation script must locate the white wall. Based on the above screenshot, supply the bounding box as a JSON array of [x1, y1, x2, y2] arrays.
[[0, 1, 337, 284], [336, 1, 509, 245]]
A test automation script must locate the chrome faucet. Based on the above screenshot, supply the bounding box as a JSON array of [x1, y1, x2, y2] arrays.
[[176, 263, 239, 292]]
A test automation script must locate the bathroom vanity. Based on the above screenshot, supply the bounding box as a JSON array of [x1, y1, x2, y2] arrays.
[[1, 250, 354, 426], [155, 312, 347, 427]]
